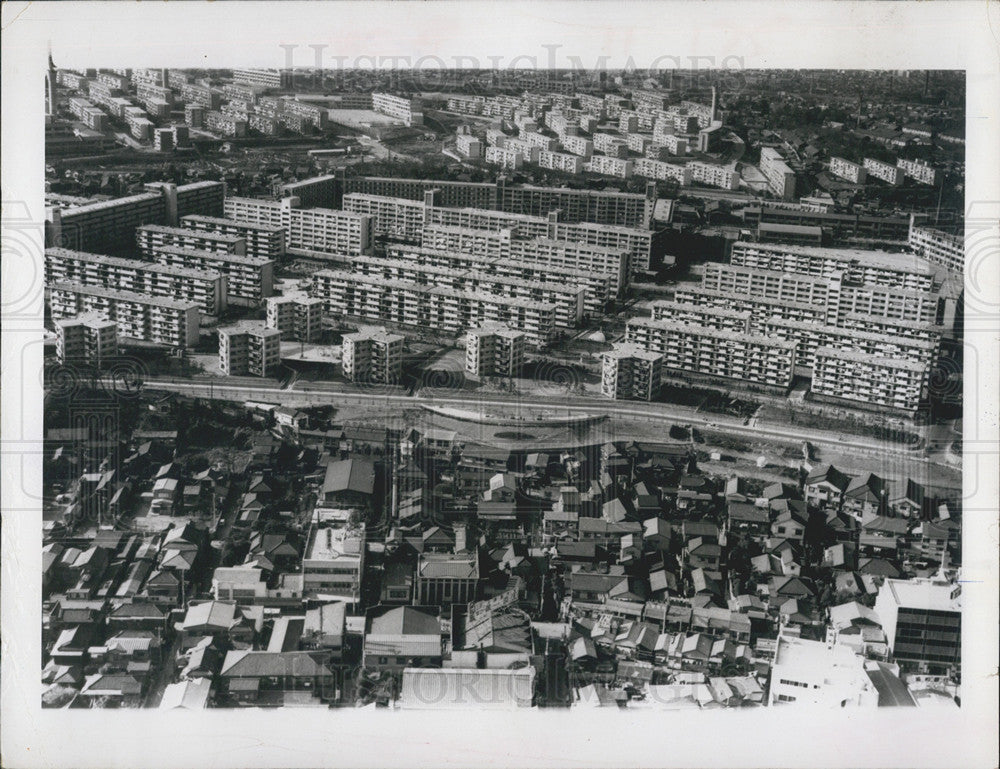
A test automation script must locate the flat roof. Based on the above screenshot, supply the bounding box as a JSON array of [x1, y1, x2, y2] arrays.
[[814, 346, 926, 372], [305, 523, 364, 562], [155, 244, 273, 267], [138, 224, 243, 245], [181, 214, 284, 234], [50, 282, 200, 312], [47, 248, 224, 280], [764, 316, 938, 351], [732, 240, 934, 275], [883, 578, 961, 612], [628, 317, 798, 349]]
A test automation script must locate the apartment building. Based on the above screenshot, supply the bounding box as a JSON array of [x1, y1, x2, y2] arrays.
[[729, 241, 935, 292], [303, 523, 366, 602], [649, 300, 751, 333], [49, 282, 200, 348], [447, 95, 486, 115], [673, 286, 828, 332], [521, 131, 558, 151], [625, 318, 797, 390], [371, 92, 423, 126], [701, 262, 832, 308], [283, 99, 328, 129], [55, 312, 119, 365], [501, 138, 541, 163], [592, 133, 629, 158], [266, 294, 324, 342], [897, 158, 938, 186], [743, 206, 913, 245], [764, 316, 938, 377], [863, 157, 904, 186], [45, 247, 227, 315], [465, 323, 526, 378], [341, 326, 405, 384], [178, 82, 222, 110], [759, 147, 797, 201], [137, 224, 246, 257], [836, 283, 940, 325], [151, 245, 274, 304], [829, 157, 867, 184], [348, 254, 585, 329], [625, 133, 651, 155], [126, 113, 154, 142], [180, 214, 286, 261], [184, 105, 205, 128], [687, 161, 741, 190], [205, 111, 248, 137], [218, 321, 282, 377], [537, 150, 584, 174], [600, 343, 663, 401], [560, 134, 594, 157], [874, 578, 961, 676], [456, 134, 483, 159], [812, 347, 926, 413], [288, 207, 374, 255], [839, 313, 943, 344], [908, 221, 964, 273], [342, 193, 426, 242], [232, 68, 293, 90], [485, 146, 526, 170], [634, 158, 692, 184], [583, 155, 634, 179], [509, 236, 630, 296], [391, 237, 612, 317], [312, 270, 558, 348], [68, 98, 106, 131]]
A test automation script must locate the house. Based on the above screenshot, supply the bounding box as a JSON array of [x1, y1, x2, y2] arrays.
[[724, 477, 750, 503], [380, 561, 415, 604], [159, 678, 212, 710], [771, 510, 806, 542], [843, 473, 888, 523], [578, 518, 642, 548], [79, 674, 145, 707], [212, 567, 267, 602], [220, 650, 337, 705], [179, 600, 253, 644], [804, 465, 851, 508], [568, 571, 631, 604], [890, 478, 929, 518], [913, 520, 959, 561], [685, 537, 722, 571], [727, 502, 770, 537], [483, 473, 517, 503], [362, 606, 443, 670], [321, 457, 377, 507]]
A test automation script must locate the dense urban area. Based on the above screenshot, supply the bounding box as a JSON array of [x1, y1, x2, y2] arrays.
[[42, 66, 963, 711]]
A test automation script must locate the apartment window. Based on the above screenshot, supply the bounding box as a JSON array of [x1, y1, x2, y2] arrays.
[[776, 694, 797, 703]]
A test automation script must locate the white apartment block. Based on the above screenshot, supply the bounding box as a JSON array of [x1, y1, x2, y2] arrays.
[[600, 343, 663, 401], [371, 92, 423, 126], [181, 214, 286, 261], [634, 158, 692, 185], [768, 635, 877, 708], [312, 270, 558, 348], [137, 223, 246, 257], [592, 133, 629, 159], [126, 113, 154, 142], [283, 100, 328, 129], [649, 300, 751, 333], [151, 245, 274, 304], [687, 162, 740, 190], [839, 312, 943, 344], [411, 230, 612, 315], [812, 347, 925, 413], [545, 112, 577, 137], [224, 196, 293, 232], [625, 318, 797, 390], [348, 254, 585, 329], [625, 133, 652, 155], [908, 222, 963, 273], [485, 128, 507, 147], [836, 282, 940, 325], [763, 316, 938, 376], [701, 262, 832, 308], [68, 98, 107, 131], [341, 326, 405, 383], [485, 146, 526, 170], [537, 150, 584, 174], [45, 247, 227, 315], [673, 286, 828, 332], [266, 294, 324, 342], [232, 68, 292, 89], [583, 155, 634, 179], [342, 193, 426, 242], [863, 157, 904, 186], [549, 221, 654, 277], [521, 131, 558, 151], [500, 138, 540, 162], [465, 323, 526, 378], [218, 321, 282, 377], [456, 134, 483, 159], [49, 282, 200, 348], [829, 157, 867, 184], [205, 111, 248, 137], [560, 135, 594, 158], [447, 95, 486, 115], [759, 147, 797, 201], [729, 241, 935, 292], [55, 312, 118, 365], [289, 208, 374, 255], [896, 158, 938, 186]]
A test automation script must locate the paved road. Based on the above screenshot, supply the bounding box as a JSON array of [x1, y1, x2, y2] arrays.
[[127, 376, 948, 465]]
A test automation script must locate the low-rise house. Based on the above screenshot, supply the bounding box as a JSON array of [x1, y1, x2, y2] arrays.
[[79, 673, 145, 707], [159, 678, 212, 710], [727, 502, 770, 538], [179, 600, 254, 644], [362, 606, 443, 671], [843, 473, 888, 523], [804, 465, 851, 509], [220, 650, 337, 705]]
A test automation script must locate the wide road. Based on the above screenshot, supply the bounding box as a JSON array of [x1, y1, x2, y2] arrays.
[[127, 376, 948, 465]]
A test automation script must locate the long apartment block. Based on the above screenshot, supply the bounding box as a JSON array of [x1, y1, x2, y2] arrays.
[[649, 300, 752, 333], [180, 214, 286, 261], [49, 282, 200, 348], [672, 286, 828, 331], [45, 247, 227, 315], [625, 318, 797, 390], [812, 347, 926, 414], [151, 245, 274, 304], [385, 241, 611, 317], [863, 158, 904, 186], [763, 316, 939, 375], [700, 262, 940, 325], [343, 192, 656, 277], [908, 221, 964, 274], [420, 224, 628, 297], [347, 254, 585, 329], [839, 312, 943, 343], [311, 270, 557, 348], [829, 157, 867, 184], [729, 241, 936, 292], [137, 224, 246, 257]]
